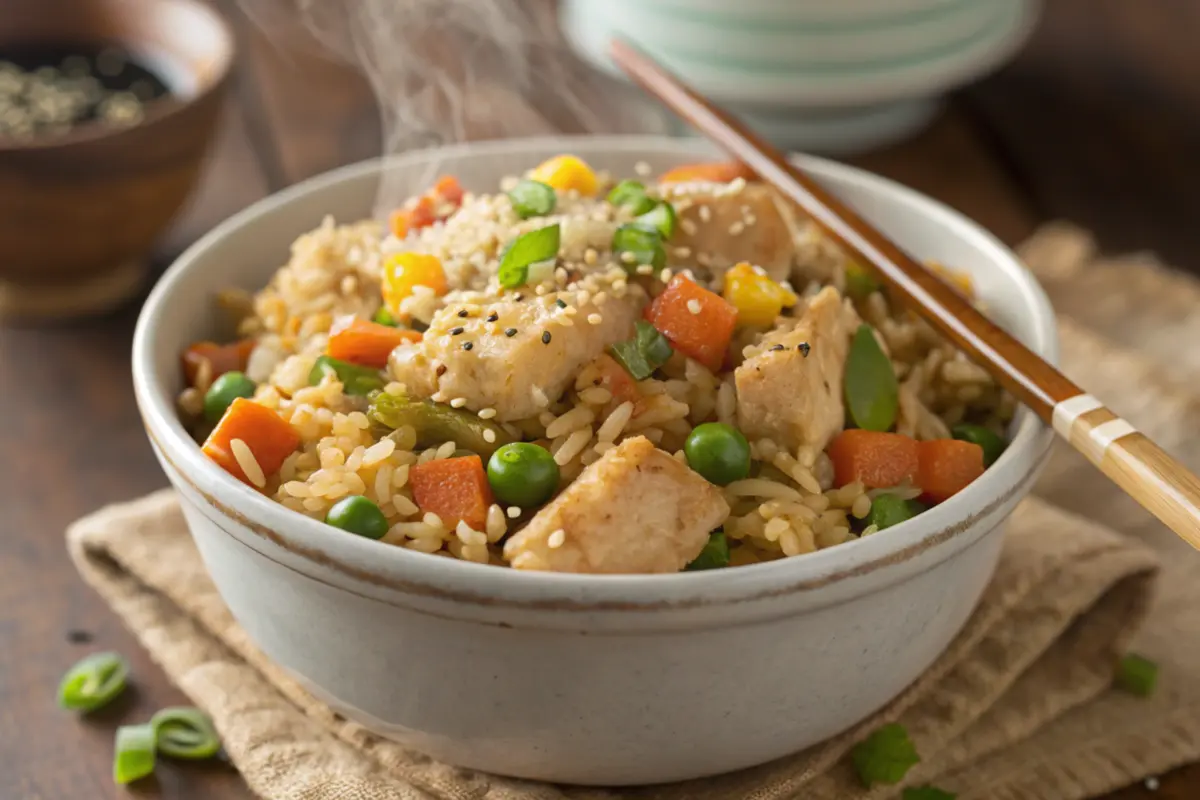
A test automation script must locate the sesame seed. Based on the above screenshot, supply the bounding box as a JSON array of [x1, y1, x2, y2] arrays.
[[634, 160, 651, 176], [620, 251, 636, 264], [698, 205, 712, 222], [505, 328, 518, 337], [463, 341, 474, 351], [681, 219, 698, 236], [514, 293, 524, 301], [729, 177, 747, 194], [487, 312, 499, 322], [745, 213, 758, 225], [478, 407, 497, 419], [457, 309, 469, 318], [556, 298, 567, 308], [450, 326, 465, 336], [696, 252, 712, 268], [584, 248, 599, 266], [729, 221, 745, 235], [636, 264, 653, 275], [673, 246, 692, 259], [660, 268, 673, 283], [483, 428, 496, 443], [686, 299, 702, 315], [506, 506, 522, 519], [798, 342, 811, 357], [542, 331, 552, 344], [770, 344, 784, 351], [450, 397, 468, 408], [587, 313, 603, 324], [535, 285, 547, 296], [547, 528, 566, 549]]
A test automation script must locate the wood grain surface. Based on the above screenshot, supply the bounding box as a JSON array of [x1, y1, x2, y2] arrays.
[[1, 0, 1195, 796]]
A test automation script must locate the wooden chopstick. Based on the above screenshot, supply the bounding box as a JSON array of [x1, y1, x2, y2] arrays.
[[609, 37, 1200, 550]]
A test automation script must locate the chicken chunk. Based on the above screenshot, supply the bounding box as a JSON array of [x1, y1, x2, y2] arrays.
[[390, 289, 644, 422], [503, 436, 730, 574], [659, 182, 800, 284], [735, 286, 858, 452]]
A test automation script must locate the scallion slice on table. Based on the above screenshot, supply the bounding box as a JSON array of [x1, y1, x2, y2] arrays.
[[636, 200, 677, 239], [498, 224, 561, 289], [612, 223, 666, 272], [903, 787, 957, 800], [851, 722, 920, 787], [844, 324, 899, 432], [607, 179, 656, 215], [113, 723, 157, 784], [57, 651, 129, 712], [507, 179, 557, 219], [610, 320, 673, 380], [685, 530, 730, 570], [151, 706, 223, 760], [1115, 652, 1158, 697], [308, 355, 385, 396]]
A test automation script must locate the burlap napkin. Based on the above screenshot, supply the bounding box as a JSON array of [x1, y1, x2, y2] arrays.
[[67, 225, 1200, 800]]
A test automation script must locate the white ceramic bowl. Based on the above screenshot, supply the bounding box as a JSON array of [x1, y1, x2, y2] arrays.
[[561, 0, 1042, 154], [133, 136, 1057, 785]]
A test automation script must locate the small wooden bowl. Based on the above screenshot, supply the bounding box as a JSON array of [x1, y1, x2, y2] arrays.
[[0, 0, 234, 321]]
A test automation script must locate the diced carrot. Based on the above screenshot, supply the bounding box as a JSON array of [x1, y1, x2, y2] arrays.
[[327, 318, 422, 369], [388, 208, 410, 240], [644, 275, 738, 372], [409, 455, 494, 531], [181, 338, 256, 386], [918, 439, 985, 504], [827, 429, 920, 489], [433, 175, 464, 206], [202, 398, 300, 488], [659, 161, 756, 185], [591, 353, 641, 407]]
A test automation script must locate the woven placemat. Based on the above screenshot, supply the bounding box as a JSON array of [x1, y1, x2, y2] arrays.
[[67, 225, 1200, 799]]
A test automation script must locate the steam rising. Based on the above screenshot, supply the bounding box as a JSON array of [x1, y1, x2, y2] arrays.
[[239, 0, 670, 212]]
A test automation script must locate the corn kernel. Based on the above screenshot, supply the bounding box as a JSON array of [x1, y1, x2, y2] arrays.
[[928, 260, 974, 299], [530, 154, 598, 197], [382, 253, 448, 313], [723, 262, 797, 328]]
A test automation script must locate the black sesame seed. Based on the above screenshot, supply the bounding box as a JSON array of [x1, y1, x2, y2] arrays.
[[505, 328, 518, 337], [463, 342, 474, 351], [66, 629, 93, 645], [541, 331, 552, 345], [514, 293, 524, 301], [555, 298, 567, 309], [769, 344, 785, 352], [457, 309, 469, 318], [450, 326, 465, 336], [798, 342, 811, 357], [487, 312, 499, 322]]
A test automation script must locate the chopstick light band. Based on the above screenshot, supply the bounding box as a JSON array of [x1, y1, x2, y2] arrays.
[[1052, 393, 1139, 464]]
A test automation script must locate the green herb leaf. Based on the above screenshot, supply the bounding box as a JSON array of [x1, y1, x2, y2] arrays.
[[903, 787, 956, 800], [610, 340, 653, 381], [508, 179, 557, 219], [851, 723, 920, 787], [844, 324, 899, 432], [607, 180, 656, 215], [1115, 652, 1158, 697], [58, 651, 129, 713], [685, 530, 729, 570], [113, 723, 157, 785], [612, 223, 666, 273], [309, 355, 386, 396], [152, 706, 222, 760], [635, 319, 674, 368], [499, 224, 561, 289], [636, 201, 678, 239]]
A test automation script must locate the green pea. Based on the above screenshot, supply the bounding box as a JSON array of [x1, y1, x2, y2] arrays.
[[324, 495, 390, 539], [203, 371, 256, 423], [844, 324, 899, 432], [636, 200, 677, 239], [685, 530, 730, 571], [951, 423, 1006, 467], [684, 423, 751, 486], [487, 443, 560, 508], [865, 495, 925, 532], [508, 179, 557, 219]]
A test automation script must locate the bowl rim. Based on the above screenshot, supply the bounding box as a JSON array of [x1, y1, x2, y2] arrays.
[[0, 0, 235, 154], [133, 134, 1058, 609]]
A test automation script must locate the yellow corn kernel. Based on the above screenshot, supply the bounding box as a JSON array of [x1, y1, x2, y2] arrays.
[[382, 253, 448, 313], [530, 154, 598, 197], [723, 262, 797, 328], [927, 260, 974, 299]]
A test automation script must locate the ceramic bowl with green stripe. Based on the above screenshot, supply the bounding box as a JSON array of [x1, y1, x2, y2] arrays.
[[561, 0, 1041, 153]]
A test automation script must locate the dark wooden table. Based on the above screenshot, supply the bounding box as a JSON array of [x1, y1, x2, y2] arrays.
[[3, 1, 1197, 796]]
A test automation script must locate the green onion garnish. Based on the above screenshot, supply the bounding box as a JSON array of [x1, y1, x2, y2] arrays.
[[498, 224, 561, 289], [508, 179, 557, 219], [612, 223, 666, 273], [58, 651, 129, 713], [309, 355, 386, 396], [372, 307, 398, 326], [152, 706, 222, 760], [851, 723, 920, 787], [903, 787, 956, 800], [636, 201, 678, 239], [607, 180, 656, 215], [113, 723, 157, 784], [1115, 652, 1158, 697], [610, 320, 674, 381], [685, 530, 729, 571]]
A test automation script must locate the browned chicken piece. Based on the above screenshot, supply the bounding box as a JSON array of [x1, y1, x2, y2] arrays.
[[735, 286, 858, 452], [389, 289, 644, 422], [658, 182, 800, 284], [503, 436, 730, 574]]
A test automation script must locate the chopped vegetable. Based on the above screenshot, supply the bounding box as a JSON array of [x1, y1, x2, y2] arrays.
[[507, 179, 557, 219], [58, 651, 129, 712], [382, 252, 448, 314], [1115, 652, 1158, 697], [844, 261, 881, 300], [607, 179, 656, 215], [929, 261, 973, 299], [723, 262, 798, 327], [498, 224, 561, 289], [845, 324, 899, 432], [611, 223, 666, 272], [389, 194, 437, 239], [309, 355, 386, 396], [610, 320, 674, 381], [685, 530, 730, 570], [328, 317, 421, 369], [827, 430, 919, 489], [203, 371, 256, 424], [182, 338, 256, 386], [591, 353, 641, 406], [372, 307, 398, 326], [865, 494, 925, 531], [113, 724, 157, 785], [368, 392, 513, 458], [917, 439, 985, 503], [409, 455, 494, 531], [325, 495, 390, 540], [685, 423, 751, 486], [202, 398, 300, 487], [903, 787, 956, 800], [151, 707, 222, 760], [951, 423, 1005, 467], [433, 174, 465, 206], [851, 722, 920, 787], [659, 161, 755, 184], [530, 154, 598, 196], [644, 275, 738, 372], [487, 443, 560, 508], [636, 200, 677, 239]]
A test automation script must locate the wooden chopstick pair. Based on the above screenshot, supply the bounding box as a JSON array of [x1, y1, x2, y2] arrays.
[[609, 39, 1200, 550]]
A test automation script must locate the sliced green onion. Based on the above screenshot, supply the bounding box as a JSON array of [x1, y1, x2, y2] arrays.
[[636, 201, 677, 239], [308, 355, 386, 396], [499, 224, 561, 289], [508, 179, 557, 219], [844, 324, 899, 432], [1115, 652, 1158, 697], [58, 651, 129, 713], [372, 307, 398, 326], [903, 787, 956, 800], [607, 180, 656, 215], [610, 321, 673, 381], [685, 530, 729, 571], [113, 723, 157, 784], [152, 706, 222, 760], [845, 261, 881, 300], [612, 223, 666, 273], [851, 722, 920, 787]]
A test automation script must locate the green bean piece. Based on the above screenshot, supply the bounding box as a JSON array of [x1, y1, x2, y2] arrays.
[[58, 651, 129, 713], [368, 391, 514, 458], [498, 224, 561, 289], [685, 530, 730, 571], [951, 423, 1006, 467], [151, 706, 222, 760], [308, 355, 386, 396], [113, 723, 157, 784], [636, 200, 677, 239], [508, 179, 557, 219], [844, 324, 899, 432]]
